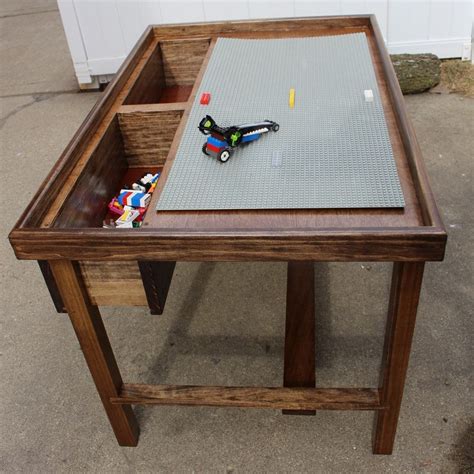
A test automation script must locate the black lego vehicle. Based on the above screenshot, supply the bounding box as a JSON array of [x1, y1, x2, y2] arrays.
[[198, 115, 279, 162]]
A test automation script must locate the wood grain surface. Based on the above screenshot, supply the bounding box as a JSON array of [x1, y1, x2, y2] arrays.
[[111, 384, 382, 410], [80, 261, 147, 307], [151, 16, 371, 40], [283, 262, 316, 415], [50, 260, 139, 446], [138, 260, 176, 314], [160, 38, 211, 86], [53, 116, 128, 228], [118, 108, 183, 166], [373, 262, 425, 454], [38, 260, 66, 313], [10, 228, 446, 261], [123, 41, 165, 105], [159, 85, 193, 103]]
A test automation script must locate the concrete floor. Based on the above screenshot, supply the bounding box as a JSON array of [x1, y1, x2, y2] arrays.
[[0, 2, 473, 473]]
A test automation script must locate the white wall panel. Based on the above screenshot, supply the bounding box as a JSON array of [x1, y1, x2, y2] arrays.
[[72, 2, 104, 60], [57, 0, 474, 85], [116, 1, 146, 49], [340, 0, 369, 15], [294, 1, 342, 16], [74, 0, 127, 62], [248, 0, 294, 19], [159, 0, 205, 23], [294, 0, 388, 38], [429, 1, 454, 39], [203, 0, 249, 21], [388, 1, 431, 42], [138, 0, 164, 27], [450, 0, 472, 36], [57, 0, 92, 82]]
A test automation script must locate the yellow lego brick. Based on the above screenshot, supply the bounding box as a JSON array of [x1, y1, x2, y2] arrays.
[[289, 88, 295, 108]]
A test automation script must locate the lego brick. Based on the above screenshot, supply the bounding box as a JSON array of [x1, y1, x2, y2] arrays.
[[118, 190, 150, 208], [241, 134, 259, 143], [289, 88, 295, 108], [207, 136, 226, 148], [200, 92, 211, 105], [156, 34, 405, 211], [206, 143, 220, 153], [115, 209, 140, 227]]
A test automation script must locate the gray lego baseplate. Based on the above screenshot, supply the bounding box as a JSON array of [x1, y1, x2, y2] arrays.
[[156, 34, 405, 211]]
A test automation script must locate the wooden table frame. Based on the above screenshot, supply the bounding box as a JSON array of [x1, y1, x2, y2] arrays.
[[9, 16, 446, 454]]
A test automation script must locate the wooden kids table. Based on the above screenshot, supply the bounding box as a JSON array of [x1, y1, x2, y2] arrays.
[[9, 16, 446, 454]]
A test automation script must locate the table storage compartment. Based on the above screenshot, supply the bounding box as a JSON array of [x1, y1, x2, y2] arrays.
[[123, 38, 210, 105], [49, 37, 213, 229], [52, 114, 166, 229]]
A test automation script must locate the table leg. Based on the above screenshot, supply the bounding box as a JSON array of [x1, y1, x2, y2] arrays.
[[138, 261, 176, 315], [373, 262, 425, 454], [50, 260, 139, 447], [283, 261, 316, 415], [38, 260, 66, 313]]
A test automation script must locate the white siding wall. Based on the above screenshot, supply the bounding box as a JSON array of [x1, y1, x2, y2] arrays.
[[57, 0, 473, 85]]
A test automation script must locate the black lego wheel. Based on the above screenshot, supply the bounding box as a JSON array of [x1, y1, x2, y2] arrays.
[[272, 123, 280, 132], [202, 143, 209, 155]]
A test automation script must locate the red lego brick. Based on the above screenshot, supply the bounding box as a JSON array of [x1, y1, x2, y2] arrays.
[[206, 142, 221, 153], [200, 92, 211, 105]]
